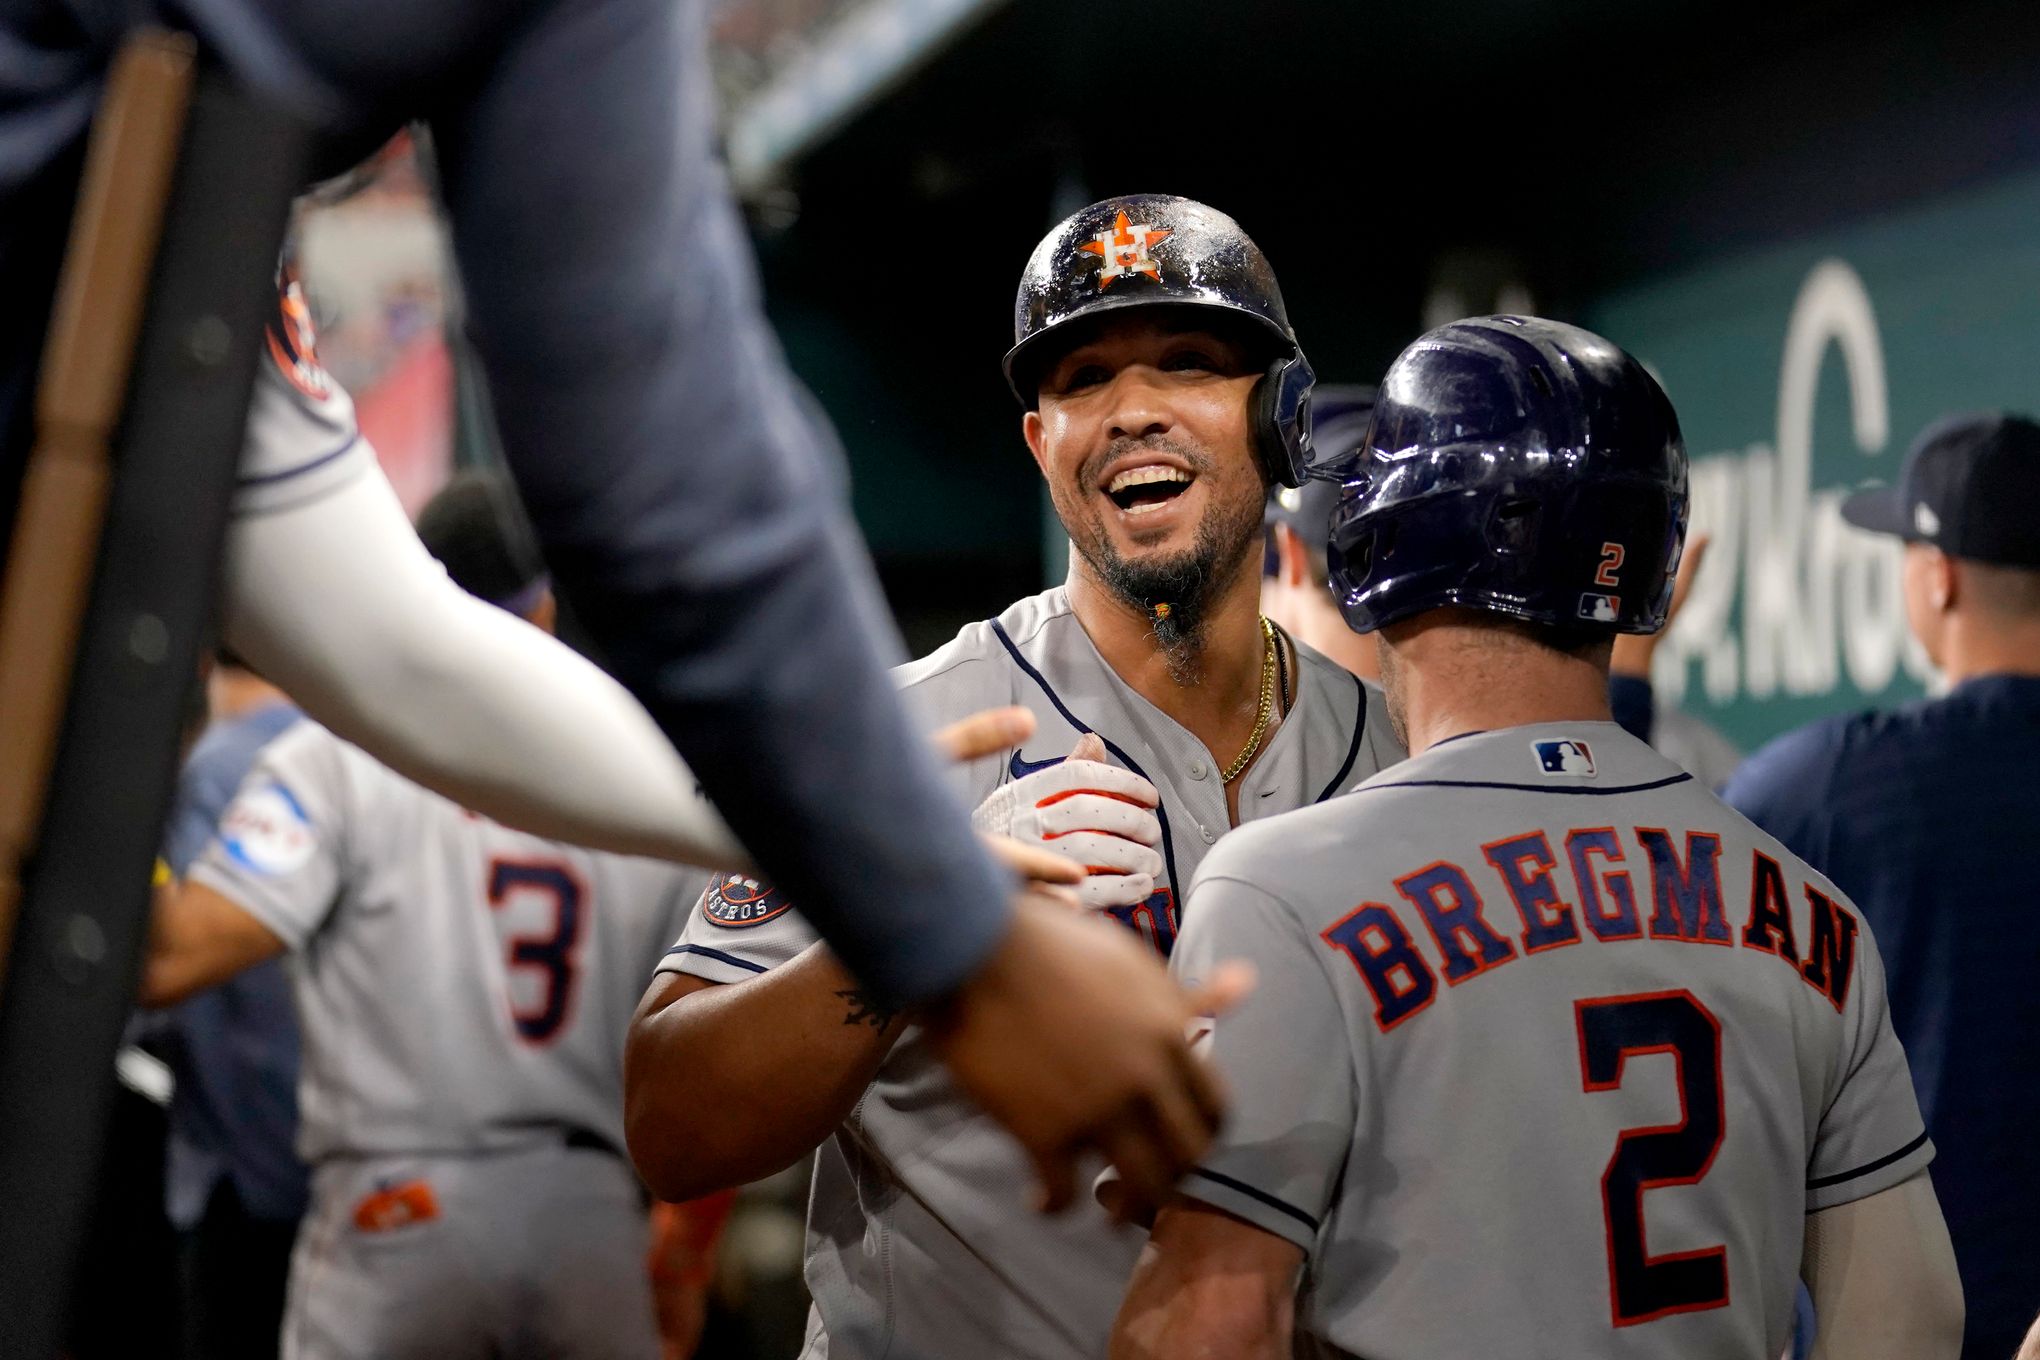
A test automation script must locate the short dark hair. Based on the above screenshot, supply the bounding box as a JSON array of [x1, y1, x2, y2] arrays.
[[414, 470, 547, 608], [1964, 558, 2040, 617]]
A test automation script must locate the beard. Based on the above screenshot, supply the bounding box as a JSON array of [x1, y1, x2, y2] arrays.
[[1062, 441, 1266, 686]]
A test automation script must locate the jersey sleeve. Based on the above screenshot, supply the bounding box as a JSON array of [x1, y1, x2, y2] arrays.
[[1171, 869, 1355, 1253], [653, 870, 822, 985], [234, 275, 372, 517], [1806, 907, 1934, 1210], [185, 729, 351, 952]]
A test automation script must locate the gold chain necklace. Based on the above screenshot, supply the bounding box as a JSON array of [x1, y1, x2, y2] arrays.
[[1221, 617, 1279, 783]]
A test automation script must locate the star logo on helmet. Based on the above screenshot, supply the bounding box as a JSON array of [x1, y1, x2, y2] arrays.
[[1081, 210, 1170, 289]]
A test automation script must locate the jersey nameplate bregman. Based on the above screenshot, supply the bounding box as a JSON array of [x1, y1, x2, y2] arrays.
[[1324, 826, 1862, 1032]]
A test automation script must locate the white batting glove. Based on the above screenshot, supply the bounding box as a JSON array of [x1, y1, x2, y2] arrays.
[[971, 733, 1163, 910]]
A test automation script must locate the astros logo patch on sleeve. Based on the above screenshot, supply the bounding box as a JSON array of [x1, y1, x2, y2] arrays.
[[700, 874, 794, 928], [265, 271, 332, 401]]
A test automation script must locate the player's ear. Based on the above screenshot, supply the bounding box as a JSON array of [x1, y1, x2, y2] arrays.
[[1931, 548, 1958, 613], [1023, 410, 1050, 477]]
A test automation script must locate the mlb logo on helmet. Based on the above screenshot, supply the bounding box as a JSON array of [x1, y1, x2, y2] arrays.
[[1532, 739, 1596, 777], [1578, 592, 1620, 623]]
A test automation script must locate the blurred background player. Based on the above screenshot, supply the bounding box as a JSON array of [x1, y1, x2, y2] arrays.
[[1114, 316, 1963, 1360], [624, 194, 1401, 1360], [3, 0, 1229, 1236], [140, 470, 700, 1360], [1261, 385, 1383, 683], [154, 649, 307, 1360], [1725, 411, 2040, 1360]]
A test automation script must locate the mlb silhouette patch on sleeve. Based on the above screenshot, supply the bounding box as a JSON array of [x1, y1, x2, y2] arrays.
[[1531, 739, 1597, 777]]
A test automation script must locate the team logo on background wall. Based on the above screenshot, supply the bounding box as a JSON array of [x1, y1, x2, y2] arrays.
[[1082, 210, 1171, 289], [1532, 739, 1597, 777], [700, 874, 794, 928]]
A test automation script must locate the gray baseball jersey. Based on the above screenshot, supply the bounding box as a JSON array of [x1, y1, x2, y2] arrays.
[[238, 274, 374, 516], [190, 721, 697, 1163], [655, 585, 1404, 1360], [1173, 721, 1932, 1360]]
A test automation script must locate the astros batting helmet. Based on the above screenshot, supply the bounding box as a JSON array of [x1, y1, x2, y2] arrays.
[[1327, 315, 1687, 636], [1002, 194, 1318, 488]]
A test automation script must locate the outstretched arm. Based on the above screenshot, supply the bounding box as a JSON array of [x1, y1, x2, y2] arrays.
[[224, 464, 752, 872]]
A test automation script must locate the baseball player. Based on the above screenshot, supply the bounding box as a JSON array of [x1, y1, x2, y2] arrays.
[[1112, 317, 1964, 1360], [1262, 384, 1383, 683], [624, 194, 1404, 1360], [141, 473, 699, 1359]]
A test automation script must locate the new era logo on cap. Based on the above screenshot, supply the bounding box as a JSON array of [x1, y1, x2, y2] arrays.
[[1913, 502, 1941, 536], [1532, 739, 1596, 777]]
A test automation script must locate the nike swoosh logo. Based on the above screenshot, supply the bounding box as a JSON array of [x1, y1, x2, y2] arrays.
[[1008, 750, 1066, 781]]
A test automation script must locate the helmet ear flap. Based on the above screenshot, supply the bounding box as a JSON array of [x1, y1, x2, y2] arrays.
[[1253, 352, 1317, 489]]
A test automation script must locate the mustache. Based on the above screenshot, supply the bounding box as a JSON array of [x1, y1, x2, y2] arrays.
[[1082, 434, 1212, 488]]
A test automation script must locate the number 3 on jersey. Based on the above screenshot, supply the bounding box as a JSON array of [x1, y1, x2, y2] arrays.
[[487, 858, 585, 1044], [1575, 990, 1729, 1327]]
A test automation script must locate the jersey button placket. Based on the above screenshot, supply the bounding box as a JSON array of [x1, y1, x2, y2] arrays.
[[1187, 758, 1209, 781]]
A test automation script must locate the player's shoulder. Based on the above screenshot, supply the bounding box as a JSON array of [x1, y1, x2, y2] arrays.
[[891, 586, 1073, 704], [1726, 707, 1888, 813]]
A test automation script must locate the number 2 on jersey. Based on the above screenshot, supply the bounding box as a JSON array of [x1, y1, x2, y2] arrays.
[[486, 858, 585, 1044], [1574, 990, 1729, 1327]]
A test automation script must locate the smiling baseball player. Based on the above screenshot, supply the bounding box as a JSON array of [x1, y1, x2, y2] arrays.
[[1112, 317, 1964, 1360], [624, 194, 1403, 1360]]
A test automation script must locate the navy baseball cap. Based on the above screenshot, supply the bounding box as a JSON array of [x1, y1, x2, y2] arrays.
[[1840, 412, 2040, 568], [1264, 385, 1376, 547]]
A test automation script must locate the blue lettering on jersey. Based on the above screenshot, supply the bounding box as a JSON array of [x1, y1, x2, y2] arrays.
[[1323, 903, 1437, 1031], [1636, 829, 1732, 945], [1320, 829, 1859, 1035], [1395, 861, 1519, 984], [1104, 886, 1178, 957]]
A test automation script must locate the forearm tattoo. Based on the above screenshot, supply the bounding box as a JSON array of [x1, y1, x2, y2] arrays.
[[835, 987, 900, 1030]]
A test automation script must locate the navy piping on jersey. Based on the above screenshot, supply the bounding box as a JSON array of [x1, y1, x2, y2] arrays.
[[1807, 1130, 1931, 1191], [662, 943, 766, 975], [1188, 1166, 1320, 1233], [989, 619, 1181, 893], [1355, 772, 1694, 798], [236, 433, 360, 488], [1312, 671, 1367, 804]]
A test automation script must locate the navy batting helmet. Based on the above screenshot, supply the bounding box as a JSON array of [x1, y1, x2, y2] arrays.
[[1328, 316, 1687, 636], [1002, 194, 1318, 488]]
